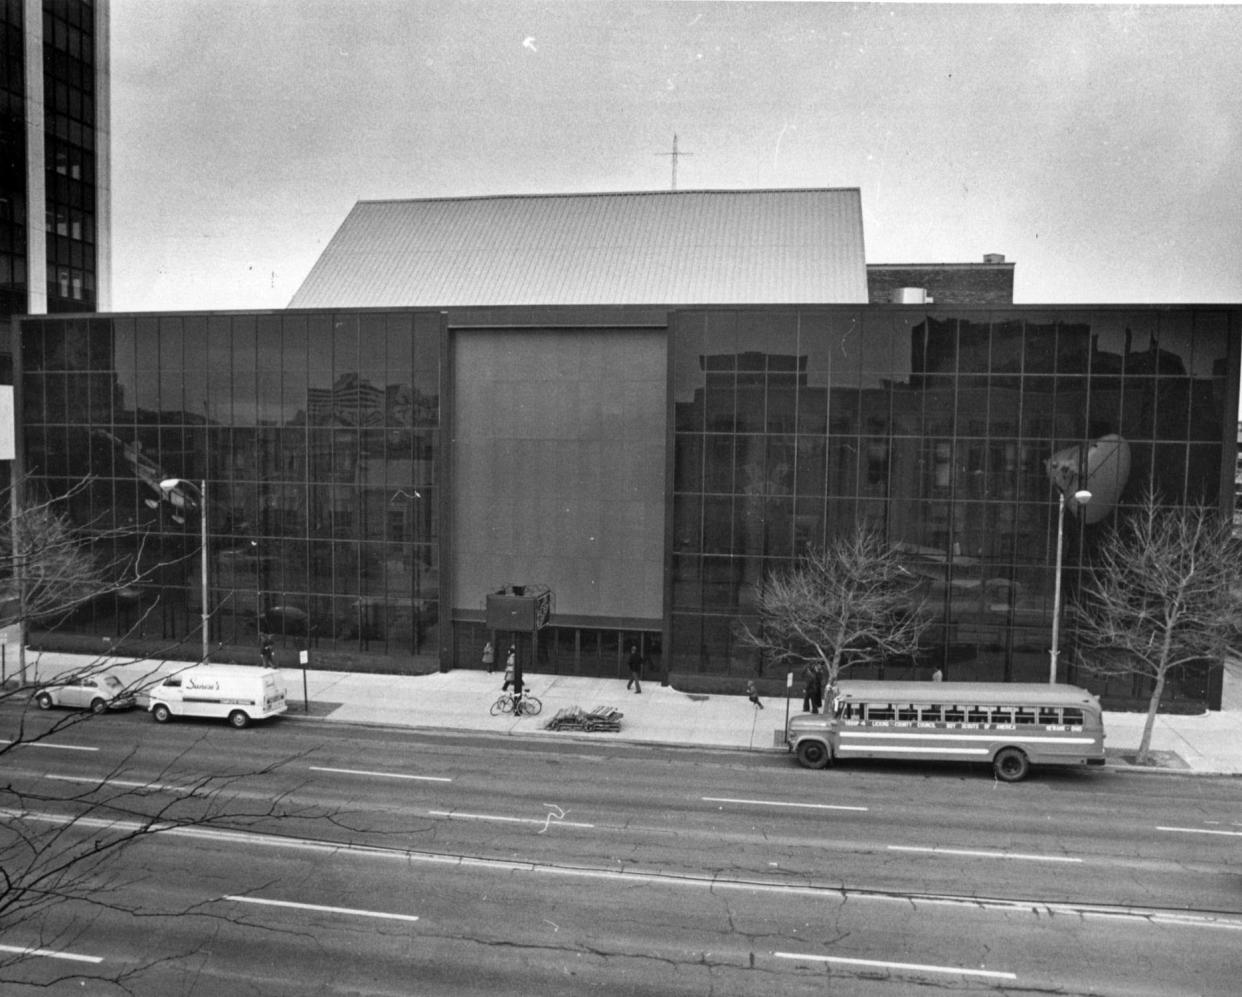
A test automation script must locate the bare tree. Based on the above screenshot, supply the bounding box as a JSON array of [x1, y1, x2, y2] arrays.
[[0, 479, 335, 989], [738, 527, 932, 698], [1070, 491, 1242, 765], [0, 738, 347, 992], [0, 478, 156, 683]]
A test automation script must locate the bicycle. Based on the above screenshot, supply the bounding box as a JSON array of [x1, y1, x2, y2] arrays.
[[489, 691, 543, 717]]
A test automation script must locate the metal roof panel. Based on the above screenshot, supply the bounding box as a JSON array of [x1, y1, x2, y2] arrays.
[[289, 189, 868, 308]]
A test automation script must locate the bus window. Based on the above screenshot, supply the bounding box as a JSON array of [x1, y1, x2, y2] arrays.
[[837, 702, 856, 720], [967, 707, 990, 724], [991, 707, 1014, 724], [1039, 707, 1061, 724], [1014, 709, 1036, 725], [1062, 708, 1084, 726], [866, 703, 895, 721], [897, 704, 919, 722], [944, 705, 965, 723], [921, 705, 944, 723]]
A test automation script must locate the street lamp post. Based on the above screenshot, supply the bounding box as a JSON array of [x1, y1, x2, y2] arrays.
[[161, 478, 209, 664], [1049, 487, 1092, 683]]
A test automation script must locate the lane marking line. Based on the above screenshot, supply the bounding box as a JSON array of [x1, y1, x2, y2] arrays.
[[1157, 825, 1242, 838], [428, 809, 595, 829], [0, 739, 99, 752], [47, 774, 191, 794], [888, 845, 1082, 864], [310, 765, 452, 783], [223, 895, 419, 923], [10, 810, 1242, 934], [702, 796, 868, 813], [0, 942, 103, 964], [774, 951, 1016, 980]]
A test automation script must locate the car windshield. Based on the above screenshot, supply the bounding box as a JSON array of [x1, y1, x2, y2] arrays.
[[101, 675, 123, 689]]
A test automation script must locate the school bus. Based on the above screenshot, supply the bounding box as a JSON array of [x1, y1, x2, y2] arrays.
[[786, 680, 1106, 782]]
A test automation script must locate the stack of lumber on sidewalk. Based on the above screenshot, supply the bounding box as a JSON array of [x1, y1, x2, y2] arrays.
[[543, 705, 623, 732]]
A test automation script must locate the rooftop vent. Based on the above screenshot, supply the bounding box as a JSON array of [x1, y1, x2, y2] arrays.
[[983, 253, 1006, 264], [891, 287, 933, 305]]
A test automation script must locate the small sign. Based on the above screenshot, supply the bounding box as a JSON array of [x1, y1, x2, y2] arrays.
[[299, 650, 309, 665], [0, 386, 13, 460]]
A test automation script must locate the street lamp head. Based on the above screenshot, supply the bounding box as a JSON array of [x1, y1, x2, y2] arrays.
[[1073, 489, 1093, 504], [159, 477, 184, 491]]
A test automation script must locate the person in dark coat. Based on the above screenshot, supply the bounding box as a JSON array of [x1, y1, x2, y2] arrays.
[[626, 645, 643, 694], [802, 663, 824, 713]]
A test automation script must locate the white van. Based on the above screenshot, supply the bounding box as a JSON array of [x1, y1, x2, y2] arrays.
[[149, 665, 287, 728]]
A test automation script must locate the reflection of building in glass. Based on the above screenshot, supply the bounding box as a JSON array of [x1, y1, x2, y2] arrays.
[[17, 304, 1239, 709]]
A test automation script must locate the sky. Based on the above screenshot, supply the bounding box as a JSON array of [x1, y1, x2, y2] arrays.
[[108, 1, 1242, 312]]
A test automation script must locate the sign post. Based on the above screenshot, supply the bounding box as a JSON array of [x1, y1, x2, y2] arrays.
[[299, 649, 309, 713], [784, 670, 793, 733]]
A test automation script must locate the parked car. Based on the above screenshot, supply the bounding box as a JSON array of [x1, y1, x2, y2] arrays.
[[34, 673, 137, 713]]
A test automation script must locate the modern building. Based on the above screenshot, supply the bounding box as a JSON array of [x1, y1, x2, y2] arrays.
[[1, 0, 110, 364], [15, 190, 1241, 710]]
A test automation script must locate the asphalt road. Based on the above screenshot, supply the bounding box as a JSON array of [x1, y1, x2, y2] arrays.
[[2, 706, 1240, 995]]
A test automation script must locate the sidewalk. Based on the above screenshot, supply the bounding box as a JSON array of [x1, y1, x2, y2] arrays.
[[11, 651, 1242, 776]]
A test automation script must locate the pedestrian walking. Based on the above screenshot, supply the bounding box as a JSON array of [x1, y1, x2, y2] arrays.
[[260, 634, 274, 668], [747, 680, 764, 710], [626, 645, 643, 694], [502, 646, 516, 691], [482, 641, 495, 673]]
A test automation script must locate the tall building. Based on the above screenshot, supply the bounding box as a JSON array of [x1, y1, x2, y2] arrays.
[[1, 0, 110, 372]]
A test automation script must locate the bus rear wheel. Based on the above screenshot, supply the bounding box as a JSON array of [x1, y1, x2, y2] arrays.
[[993, 747, 1030, 782], [796, 740, 831, 770]]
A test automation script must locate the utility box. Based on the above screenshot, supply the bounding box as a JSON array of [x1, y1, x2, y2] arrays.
[[485, 586, 553, 630]]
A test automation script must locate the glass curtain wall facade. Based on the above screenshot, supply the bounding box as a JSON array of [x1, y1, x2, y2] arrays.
[[670, 306, 1238, 700], [19, 310, 444, 667]]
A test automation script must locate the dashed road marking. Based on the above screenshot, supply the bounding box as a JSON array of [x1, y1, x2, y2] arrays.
[[1157, 825, 1242, 838], [47, 774, 191, 793], [310, 765, 452, 782], [428, 809, 594, 829], [223, 895, 419, 923], [888, 844, 1082, 863], [0, 942, 103, 964], [774, 951, 1016, 980], [0, 738, 98, 752], [702, 795, 868, 812]]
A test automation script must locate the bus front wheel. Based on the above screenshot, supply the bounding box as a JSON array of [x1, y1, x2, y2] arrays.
[[993, 747, 1030, 782], [796, 740, 831, 770]]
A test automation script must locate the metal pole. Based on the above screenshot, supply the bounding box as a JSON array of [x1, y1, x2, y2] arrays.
[[200, 479, 209, 664], [1049, 492, 1067, 684]]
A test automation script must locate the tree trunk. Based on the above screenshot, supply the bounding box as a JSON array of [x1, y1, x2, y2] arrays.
[[1136, 669, 1166, 765]]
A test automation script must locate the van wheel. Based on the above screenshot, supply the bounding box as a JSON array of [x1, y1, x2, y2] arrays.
[[90, 698, 107, 714], [228, 710, 250, 729], [796, 740, 831, 770], [993, 747, 1030, 782], [36, 692, 53, 710], [152, 703, 172, 723]]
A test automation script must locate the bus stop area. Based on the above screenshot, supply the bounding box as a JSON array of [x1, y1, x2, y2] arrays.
[[12, 651, 1242, 776]]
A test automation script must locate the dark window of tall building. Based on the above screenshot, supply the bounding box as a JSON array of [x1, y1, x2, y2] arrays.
[[42, 0, 96, 313]]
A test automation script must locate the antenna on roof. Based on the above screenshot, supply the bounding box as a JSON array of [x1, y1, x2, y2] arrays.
[[656, 133, 693, 191]]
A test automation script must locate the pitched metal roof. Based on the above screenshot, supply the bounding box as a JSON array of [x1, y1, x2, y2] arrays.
[[288, 188, 868, 308]]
